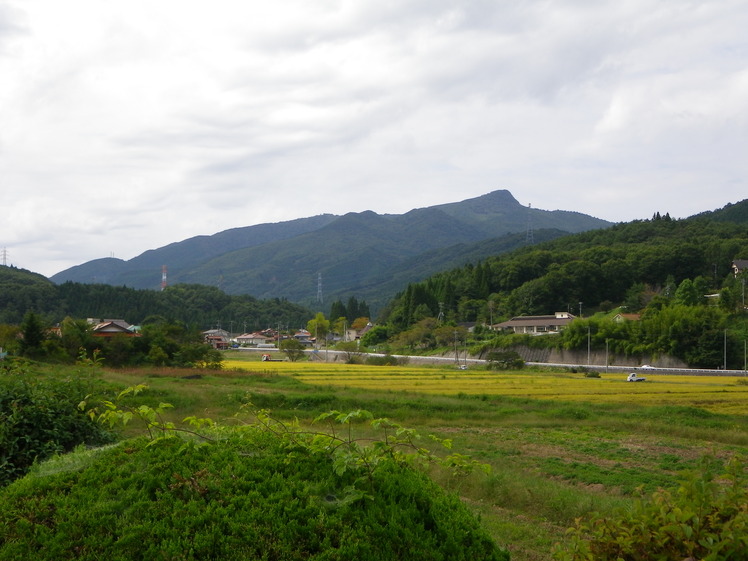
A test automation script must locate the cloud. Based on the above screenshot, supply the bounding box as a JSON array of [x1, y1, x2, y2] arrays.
[[0, 0, 746, 276]]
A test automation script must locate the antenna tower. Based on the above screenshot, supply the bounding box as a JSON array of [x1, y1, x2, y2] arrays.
[[526, 203, 534, 245], [161, 265, 167, 291], [1, 247, 7, 266], [316, 272, 323, 305]]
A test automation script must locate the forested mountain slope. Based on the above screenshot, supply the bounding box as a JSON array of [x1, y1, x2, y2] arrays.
[[382, 200, 748, 329], [50, 190, 610, 310], [0, 265, 310, 330]]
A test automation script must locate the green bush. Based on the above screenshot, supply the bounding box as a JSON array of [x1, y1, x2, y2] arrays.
[[365, 354, 403, 366], [553, 456, 748, 560], [0, 432, 509, 561], [0, 362, 114, 486], [486, 350, 525, 370]]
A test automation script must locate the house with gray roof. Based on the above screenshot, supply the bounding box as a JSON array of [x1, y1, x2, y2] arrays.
[[494, 312, 575, 335]]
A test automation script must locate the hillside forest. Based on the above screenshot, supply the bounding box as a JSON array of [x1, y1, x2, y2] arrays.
[[375, 209, 748, 369], [0, 267, 314, 367], [3, 201, 748, 370]]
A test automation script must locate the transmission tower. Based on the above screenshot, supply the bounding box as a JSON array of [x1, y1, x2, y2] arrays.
[[525, 203, 534, 245], [1, 247, 7, 266], [316, 272, 323, 305], [161, 265, 167, 291]]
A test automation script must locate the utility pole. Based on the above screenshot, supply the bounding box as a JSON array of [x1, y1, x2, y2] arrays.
[[454, 330, 459, 367], [605, 339, 609, 374], [724, 329, 728, 370], [587, 326, 591, 365]]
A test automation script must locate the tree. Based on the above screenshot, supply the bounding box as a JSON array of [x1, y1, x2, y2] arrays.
[[0, 324, 20, 355], [19, 311, 47, 358], [351, 316, 370, 330], [360, 325, 389, 347], [346, 296, 360, 322], [279, 338, 305, 362], [331, 316, 347, 340], [329, 300, 346, 322], [306, 313, 330, 346], [674, 279, 701, 306], [59, 317, 95, 361], [336, 340, 363, 363], [486, 350, 525, 370]]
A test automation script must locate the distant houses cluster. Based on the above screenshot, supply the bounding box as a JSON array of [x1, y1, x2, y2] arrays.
[[202, 327, 315, 350], [202, 323, 374, 350]]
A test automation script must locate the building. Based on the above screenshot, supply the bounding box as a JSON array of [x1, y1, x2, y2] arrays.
[[613, 313, 641, 323], [235, 332, 273, 346], [203, 328, 230, 349], [494, 312, 575, 335], [732, 260, 748, 277], [293, 329, 315, 346], [89, 319, 140, 337]]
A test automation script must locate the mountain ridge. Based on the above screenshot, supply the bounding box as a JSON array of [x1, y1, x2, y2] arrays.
[[50, 190, 612, 310]]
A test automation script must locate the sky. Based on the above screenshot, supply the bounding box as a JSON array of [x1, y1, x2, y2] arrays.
[[1, 1, 747, 277]]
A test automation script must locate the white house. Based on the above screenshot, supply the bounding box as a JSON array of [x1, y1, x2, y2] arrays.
[[494, 312, 575, 335]]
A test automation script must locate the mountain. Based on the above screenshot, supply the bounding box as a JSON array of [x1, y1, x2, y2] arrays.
[[51, 190, 612, 311], [381, 197, 748, 330], [691, 198, 748, 223], [0, 265, 63, 324], [52, 214, 338, 288]]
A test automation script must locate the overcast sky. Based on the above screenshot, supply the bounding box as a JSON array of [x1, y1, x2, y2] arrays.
[[1, 1, 746, 277]]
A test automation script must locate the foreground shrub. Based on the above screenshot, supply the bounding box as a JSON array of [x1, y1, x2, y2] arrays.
[[0, 363, 114, 486], [0, 431, 509, 561], [553, 456, 748, 560]]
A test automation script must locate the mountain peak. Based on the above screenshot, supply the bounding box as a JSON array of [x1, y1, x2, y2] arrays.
[[50, 189, 611, 310]]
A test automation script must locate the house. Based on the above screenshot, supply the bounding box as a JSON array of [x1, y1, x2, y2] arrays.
[[293, 329, 315, 346], [89, 319, 139, 337], [235, 332, 273, 346], [613, 313, 641, 323], [494, 312, 575, 335], [203, 328, 230, 349], [344, 322, 373, 342], [732, 260, 748, 277]]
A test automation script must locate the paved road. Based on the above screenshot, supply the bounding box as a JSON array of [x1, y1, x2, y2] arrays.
[[236, 347, 748, 376]]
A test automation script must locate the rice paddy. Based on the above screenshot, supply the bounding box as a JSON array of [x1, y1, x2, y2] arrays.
[[223, 355, 748, 415]]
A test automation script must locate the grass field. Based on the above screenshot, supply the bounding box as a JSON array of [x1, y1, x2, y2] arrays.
[[43, 354, 748, 560]]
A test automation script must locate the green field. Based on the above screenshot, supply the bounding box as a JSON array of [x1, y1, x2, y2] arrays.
[[65, 352, 745, 561]]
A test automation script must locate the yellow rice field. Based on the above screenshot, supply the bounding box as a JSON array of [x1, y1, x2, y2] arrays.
[[223, 357, 748, 415]]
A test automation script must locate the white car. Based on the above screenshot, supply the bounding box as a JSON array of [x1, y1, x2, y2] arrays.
[[627, 373, 646, 382], [639, 364, 656, 370]]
